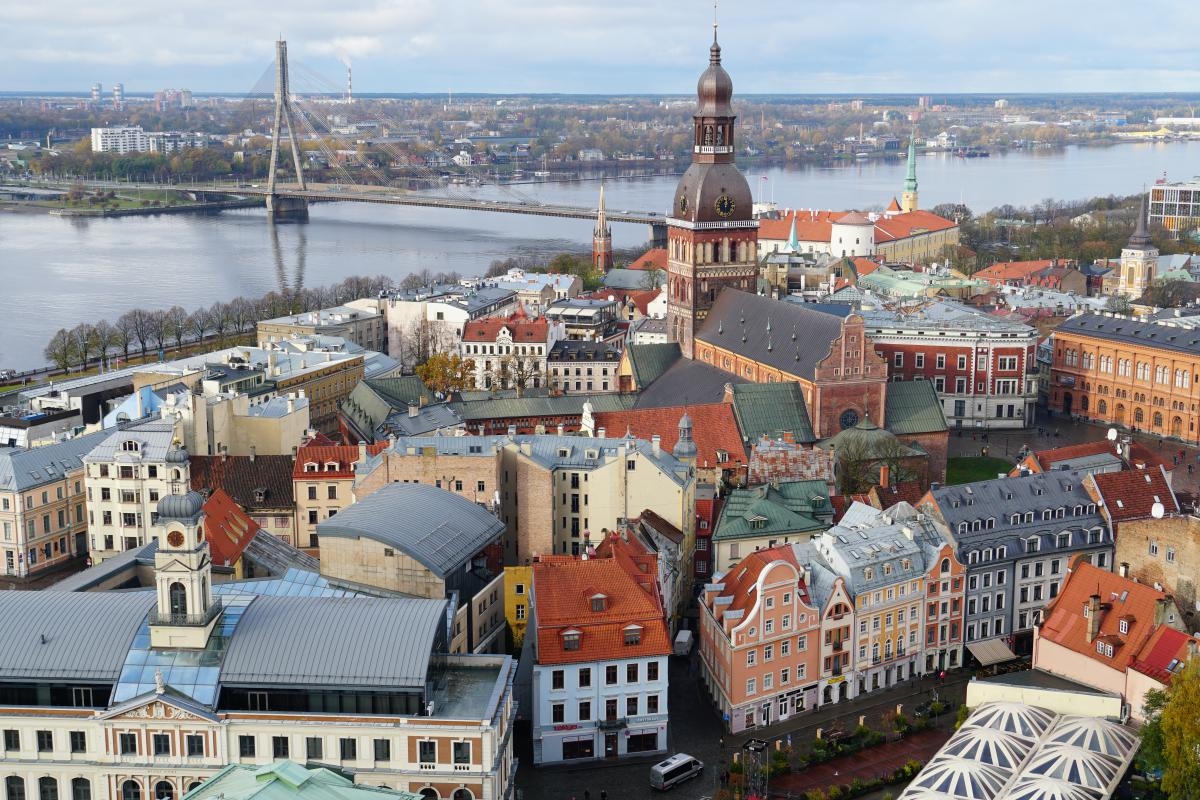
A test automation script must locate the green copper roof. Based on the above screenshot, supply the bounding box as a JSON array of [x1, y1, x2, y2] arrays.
[[186, 761, 422, 800], [729, 383, 816, 444], [885, 380, 949, 435], [817, 416, 926, 459], [626, 342, 682, 388], [714, 480, 831, 541], [367, 376, 435, 407], [904, 135, 918, 193]]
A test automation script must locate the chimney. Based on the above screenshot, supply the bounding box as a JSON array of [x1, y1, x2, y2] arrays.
[[358, 440, 367, 463], [287, 393, 295, 414], [1119, 562, 1129, 578], [652, 435, 661, 455], [249, 446, 256, 463], [879, 463, 891, 487], [1155, 596, 1172, 626], [221, 445, 228, 462], [408, 404, 419, 418], [1086, 593, 1101, 643], [598, 427, 606, 439], [557, 424, 564, 436]]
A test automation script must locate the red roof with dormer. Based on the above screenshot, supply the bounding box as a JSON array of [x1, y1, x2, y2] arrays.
[[1090, 467, 1178, 522], [462, 311, 549, 343], [202, 488, 261, 568], [974, 259, 1057, 285], [293, 442, 388, 479], [1130, 625, 1193, 683], [872, 210, 958, 243], [533, 554, 670, 665], [592, 403, 747, 469]]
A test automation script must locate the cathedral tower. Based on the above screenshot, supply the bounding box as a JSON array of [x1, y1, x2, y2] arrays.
[[900, 133, 919, 213], [665, 22, 759, 359], [592, 182, 613, 273], [1118, 193, 1158, 298]]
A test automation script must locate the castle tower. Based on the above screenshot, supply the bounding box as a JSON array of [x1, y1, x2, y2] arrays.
[[592, 182, 613, 273], [1118, 193, 1158, 298], [900, 133, 919, 213], [149, 490, 220, 649], [665, 21, 759, 359]]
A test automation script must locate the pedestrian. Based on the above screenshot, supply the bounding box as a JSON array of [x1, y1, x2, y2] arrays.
[[1188, 464, 1194, 476]]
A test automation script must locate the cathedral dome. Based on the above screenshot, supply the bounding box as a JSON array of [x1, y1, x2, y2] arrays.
[[158, 491, 204, 521], [696, 40, 734, 117], [671, 162, 753, 224]]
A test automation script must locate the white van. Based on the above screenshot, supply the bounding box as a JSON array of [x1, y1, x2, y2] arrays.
[[650, 753, 704, 790]]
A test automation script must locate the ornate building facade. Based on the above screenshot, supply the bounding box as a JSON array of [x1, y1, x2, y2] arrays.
[[665, 27, 759, 358]]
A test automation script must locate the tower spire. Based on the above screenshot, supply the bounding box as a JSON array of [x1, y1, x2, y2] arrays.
[[592, 181, 613, 273], [710, 1, 721, 64], [901, 130, 919, 213], [786, 214, 800, 253], [1128, 192, 1152, 249]]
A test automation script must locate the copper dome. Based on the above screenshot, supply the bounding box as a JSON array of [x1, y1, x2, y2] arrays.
[[671, 162, 753, 224]]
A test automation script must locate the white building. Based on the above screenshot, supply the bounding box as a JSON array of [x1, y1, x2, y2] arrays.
[[530, 554, 670, 764], [84, 418, 188, 562], [91, 126, 148, 154]]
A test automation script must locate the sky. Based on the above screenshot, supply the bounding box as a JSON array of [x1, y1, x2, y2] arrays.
[[2, 0, 1199, 96]]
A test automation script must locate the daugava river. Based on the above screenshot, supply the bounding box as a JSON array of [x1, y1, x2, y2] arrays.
[[2, 140, 1199, 371]]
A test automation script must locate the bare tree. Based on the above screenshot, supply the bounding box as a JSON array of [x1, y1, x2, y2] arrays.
[[92, 320, 118, 370], [44, 329, 77, 374], [69, 323, 97, 371], [112, 313, 135, 362], [163, 306, 189, 352], [187, 308, 211, 346], [227, 297, 256, 335], [487, 354, 545, 398], [401, 317, 454, 367], [120, 308, 152, 357], [209, 301, 233, 346], [148, 310, 170, 355]]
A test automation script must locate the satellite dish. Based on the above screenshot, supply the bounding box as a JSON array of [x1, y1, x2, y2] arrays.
[[1106, 428, 1118, 442], [1152, 502, 1165, 519]]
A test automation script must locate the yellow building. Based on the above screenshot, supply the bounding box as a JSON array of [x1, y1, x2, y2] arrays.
[[504, 565, 532, 650]]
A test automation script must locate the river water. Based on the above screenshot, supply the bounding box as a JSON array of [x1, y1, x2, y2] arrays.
[[3, 140, 1199, 371]]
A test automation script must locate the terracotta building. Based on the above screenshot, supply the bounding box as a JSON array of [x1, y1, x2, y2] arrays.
[[1049, 312, 1200, 442]]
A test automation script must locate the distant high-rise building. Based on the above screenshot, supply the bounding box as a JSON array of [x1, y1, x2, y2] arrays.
[[90, 83, 102, 105], [112, 83, 124, 110], [917, 95, 933, 110]]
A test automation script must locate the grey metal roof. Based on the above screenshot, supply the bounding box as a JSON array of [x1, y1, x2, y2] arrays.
[[696, 289, 846, 381], [634, 358, 747, 408], [0, 591, 155, 680], [813, 501, 929, 596], [220, 595, 446, 688], [1057, 312, 1200, 357], [377, 403, 464, 438], [315, 483, 505, 578], [45, 542, 159, 592], [926, 470, 1108, 561], [0, 429, 109, 492], [450, 392, 635, 421], [508, 433, 691, 485], [84, 418, 178, 462]]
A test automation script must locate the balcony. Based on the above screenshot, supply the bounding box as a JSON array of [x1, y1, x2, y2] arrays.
[[150, 599, 223, 627], [831, 639, 845, 652]]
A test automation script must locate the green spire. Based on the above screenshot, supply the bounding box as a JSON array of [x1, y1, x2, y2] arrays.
[[786, 215, 800, 252], [904, 134, 918, 193]]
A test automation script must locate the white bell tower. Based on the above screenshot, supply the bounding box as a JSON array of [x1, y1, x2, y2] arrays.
[[150, 491, 220, 649]]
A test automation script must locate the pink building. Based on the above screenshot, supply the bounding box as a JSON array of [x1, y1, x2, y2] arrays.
[[699, 546, 822, 732], [1034, 556, 1191, 721]]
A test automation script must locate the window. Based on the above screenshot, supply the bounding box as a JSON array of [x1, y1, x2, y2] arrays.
[[648, 659, 661, 682], [374, 738, 391, 762], [153, 733, 171, 756], [5, 729, 19, 751], [551, 669, 565, 690], [453, 741, 471, 765], [186, 735, 204, 757], [606, 665, 618, 685], [418, 740, 437, 764], [563, 632, 581, 651], [624, 627, 642, 646], [238, 735, 255, 758], [627, 697, 638, 716], [305, 737, 322, 760], [579, 701, 592, 721], [647, 694, 660, 714], [578, 667, 591, 687], [327, 485, 337, 500], [70, 781, 89, 800], [70, 731, 86, 754], [6, 779, 24, 800], [340, 738, 357, 761], [746, 678, 757, 696], [307, 486, 317, 500], [37, 730, 52, 752], [120, 733, 138, 755], [38, 780, 57, 800], [746, 649, 757, 667], [1167, 547, 1177, 563]]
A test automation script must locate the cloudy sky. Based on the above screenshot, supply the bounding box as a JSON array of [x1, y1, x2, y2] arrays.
[[3, 0, 1198, 96]]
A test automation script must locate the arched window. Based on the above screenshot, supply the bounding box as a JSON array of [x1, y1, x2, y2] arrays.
[[121, 782, 140, 800], [1154, 412, 1163, 428], [70, 780, 90, 800], [154, 782, 173, 800], [7, 778, 25, 800], [185, 786, 201, 795], [940, 558, 950, 574], [1098, 399, 1107, 414], [37, 779, 56, 800], [169, 582, 188, 616], [1135, 408, 1144, 423], [419, 791, 439, 800]]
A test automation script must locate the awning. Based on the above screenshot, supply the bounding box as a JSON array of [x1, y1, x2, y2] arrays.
[[967, 638, 1018, 666]]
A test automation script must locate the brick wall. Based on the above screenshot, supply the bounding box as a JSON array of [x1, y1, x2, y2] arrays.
[[1116, 515, 1200, 629]]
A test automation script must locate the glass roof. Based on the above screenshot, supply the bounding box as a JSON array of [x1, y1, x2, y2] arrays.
[[213, 567, 370, 598], [943, 726, 1032, 771], [1044, 717, 1139, 759], [111, 594, 256, 708]]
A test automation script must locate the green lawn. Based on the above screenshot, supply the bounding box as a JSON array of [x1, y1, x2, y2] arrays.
[[947, 456, 1014, 485]]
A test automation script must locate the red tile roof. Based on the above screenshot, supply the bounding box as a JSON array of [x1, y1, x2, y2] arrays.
[[1126, 442, 1173, 473], [202, 488, 260, 568], [872, 210, 958, 242], [852, 258, 881, 278], [605, 288, 662, 316], [708, 544, 814, 618], [293, 442, 388, 479], [868, 480, 926, 511], [1130, 625, 1192, 683], [591, 402, 747, 469], [1090, 467, 1177, 522], [191, 455, 295, 511], [462, 312, 549, 343], [974, 259, 1057, 284], [758, 210, 842, 243], [628, 248, 668, 271], [1030, 440, 1118, 471], [886, 197, 902, 212], [533, 554, 669, 665], [1038, 557, 1179, 674]]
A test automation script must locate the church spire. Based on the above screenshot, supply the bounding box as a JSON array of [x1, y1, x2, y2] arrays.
[[901, 131, 919, 213], [1128, 192, 1152, 250], [592, 181, 613, 273], [786, 214, 800, 253]]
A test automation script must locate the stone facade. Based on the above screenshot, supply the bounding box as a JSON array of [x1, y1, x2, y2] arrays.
[[1115, 515, 1200, 629]]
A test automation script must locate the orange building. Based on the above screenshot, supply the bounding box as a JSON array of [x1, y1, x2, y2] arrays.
[[1050, 313, 1200, 442]]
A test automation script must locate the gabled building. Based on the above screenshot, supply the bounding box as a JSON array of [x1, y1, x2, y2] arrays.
[[1034, 557, 1189, 721], [530, 553, 670, 764], [189, 453, 296, 546], [699, 545, 823, 732], [711, 481, 831, 572], [460, 309, 562, 392], [921, 470, 1112, 656]]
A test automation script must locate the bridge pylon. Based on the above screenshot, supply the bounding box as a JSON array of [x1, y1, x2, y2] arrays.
[[266, 39, 309, 221]]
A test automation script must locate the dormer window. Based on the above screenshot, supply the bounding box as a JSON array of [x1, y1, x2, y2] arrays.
[[304, 462, 319, 472], [864, 567, 874, 580], [121, 440, 140, 452], [557, 448, 570, 458], [1119, 619, 1130, 635], [325, 462, 339, 471], [624, 625, 642, 646], [590, 594, 607, 612], [253, 487, 267, 503], [1096, 640, 1114, 658], [562, 630, 581, 651]]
